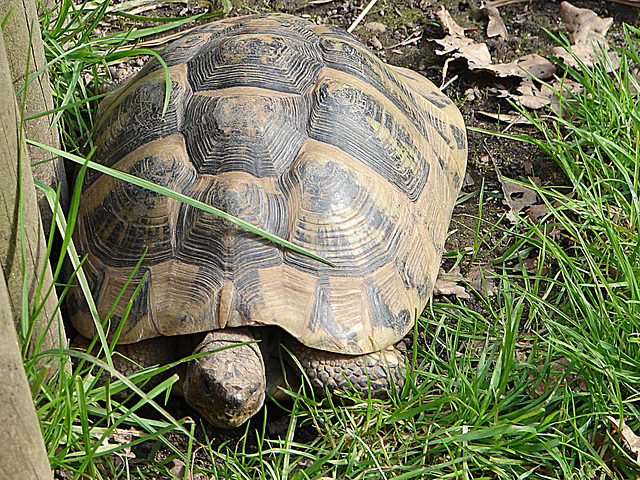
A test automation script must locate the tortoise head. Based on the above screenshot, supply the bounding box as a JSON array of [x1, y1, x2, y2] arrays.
[[183, 330, 266, 428]]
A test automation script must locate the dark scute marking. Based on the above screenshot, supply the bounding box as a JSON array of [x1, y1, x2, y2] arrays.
[[90, 81, 187, 189], [219, 14, 322, 44], [309, 81, 429, 201], [451, 171, 461, 191], [119, 272, 151, 337], [280, 161, 401, 273], [176, 182, 287, 272], [416, 88, 452, 109], [66, 288, 87, 318], [129, 154, 197, 189], [87, 155, 196, 268], [396, 256, 431, 301], [366, 281, 411, 334], [85, 194, 171, 268], [181, 94, 308, 177], [308, 279, 336, 335], [69, 268, 105, 319], [417, 277, 431, 301], [187, 267, 224, 317], [307, 279, 358, 348], [186, 34, 324, 95], [107, 315, 122, 336], [451, 124, 466, 150], [303, 160, 359, 214], [134, 30, 218, 79], [130, 14, 324, 78], [319, 38, 430, 137], [319, 36, 461, 158], [233, 289, 255, 323]]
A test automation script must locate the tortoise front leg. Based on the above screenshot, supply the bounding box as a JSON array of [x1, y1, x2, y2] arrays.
[[285, 341, 406, 398]]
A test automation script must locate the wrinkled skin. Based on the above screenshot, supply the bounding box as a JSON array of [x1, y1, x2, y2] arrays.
[[182, 329, 266, 428]]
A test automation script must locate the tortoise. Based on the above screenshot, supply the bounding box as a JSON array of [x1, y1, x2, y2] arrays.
[[68, 13, 467, 428]]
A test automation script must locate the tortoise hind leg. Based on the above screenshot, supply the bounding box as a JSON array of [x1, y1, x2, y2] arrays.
[[285, 341, 406, 398]]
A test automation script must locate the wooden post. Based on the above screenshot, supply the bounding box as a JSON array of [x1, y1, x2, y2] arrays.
[[0, 266, 54, 480], [0, 25, 67, 365], [0, 0, 69, 233]]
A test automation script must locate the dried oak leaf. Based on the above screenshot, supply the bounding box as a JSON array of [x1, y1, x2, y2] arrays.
[[521, 256, 549, 276], [562, 0, 613, 44], [435, 36, 492, 68], [607, 416, 640, 461], [550, 2, 619, 70], [526, 203, 550, 223], [498, 175, 538, 217], [168, 459, 187, 479], [527, 356, 587, 398], [482, 5, 508, 40], [435, 6, 466, 37], [492, 54, 556, 80], [434, 266, 471, 299], [434, 6, 493, 68], [466, 265, 497, 297]]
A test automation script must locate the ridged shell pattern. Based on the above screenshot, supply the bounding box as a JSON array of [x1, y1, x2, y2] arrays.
[[69, 14, 467, 355]]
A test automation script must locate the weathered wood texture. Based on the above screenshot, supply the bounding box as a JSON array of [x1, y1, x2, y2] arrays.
[[0, 27, 66, 361], [0, 0, 69, 233], [0, 266, 54, 480]]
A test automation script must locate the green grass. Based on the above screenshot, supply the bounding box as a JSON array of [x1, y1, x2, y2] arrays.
[[14, 1, 640, 478]]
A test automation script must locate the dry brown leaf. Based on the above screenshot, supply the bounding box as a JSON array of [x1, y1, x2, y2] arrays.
[[528, 356, 587, 398], [515, 79, 554, 110], [562, 1, 613, 44], [607, 416, 640, 461], [455, 42, 493, 69], [482, 6, 508, 40], [433, 1, 617, 113], [486, 54, 555, 79], [550, 2, 619, 70], [364, 21, 386, 34], [498, 76, 585, 111], [102, 427, 144, 459], [477, 110, 532, 125], [434, 267, 471, 299], [168, 459, 188, 479], [498, 177, 538, 216], [433, 6, 494, 70], [435, 36, 492, 67], [435, 6, 466, 37], [522, 256, 548, 275], [526, 203, 550, 223], [514, 54, 556, 80], [465, 265, 497, 297]]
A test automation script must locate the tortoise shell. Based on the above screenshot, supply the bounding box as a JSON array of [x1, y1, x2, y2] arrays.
[[69, 14, 467, 355]]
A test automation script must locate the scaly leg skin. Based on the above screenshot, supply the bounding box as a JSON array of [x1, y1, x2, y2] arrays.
[[182, 328, 266, 429], [286, 341, 407, 398]]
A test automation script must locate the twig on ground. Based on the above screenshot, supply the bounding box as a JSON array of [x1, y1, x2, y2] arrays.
[[385, 31, 422, 49], [348, 0, 378, 33]]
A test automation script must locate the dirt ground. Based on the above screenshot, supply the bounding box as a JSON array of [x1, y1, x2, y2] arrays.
[[61, 0, 640, 476]]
